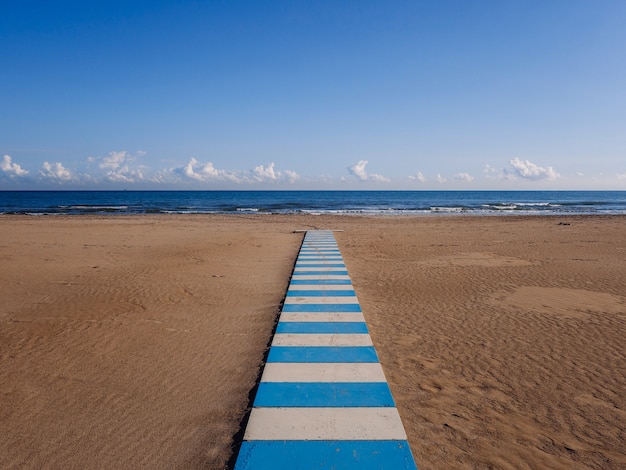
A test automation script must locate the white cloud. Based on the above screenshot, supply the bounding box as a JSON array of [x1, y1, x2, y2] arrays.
[[40, 161, 73, 181], [348, 160, 369, 180], [347, 160, 390, 183], [484, 164, 510, 181], [1, 155, 29, 177], [284, 170, 300, 183], [176, 159, 298, 185], [369, 173, 391, 183], [435, 174, 447, 183], [81, 173, 98, 183], [617, 172, 626, 180], [252, 163, 278, 182], [182, 158, 227, 181], [99, 150, 129, 170], [105, 167, 144, 183], [89, 150, 147, 183], [454, 172, 474, 182], [508, 158, 559, 181], [485, 160, 559, 182], [408, 171, 426, 183]]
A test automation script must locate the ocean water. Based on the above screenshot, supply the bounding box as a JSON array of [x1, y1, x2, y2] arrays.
[[1, 190, 625, 216]]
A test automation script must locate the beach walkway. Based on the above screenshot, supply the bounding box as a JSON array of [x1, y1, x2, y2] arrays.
[[234, 230, 417, 469]]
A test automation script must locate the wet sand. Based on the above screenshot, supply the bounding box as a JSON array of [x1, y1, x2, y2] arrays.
[[1, 215, 625, 469]]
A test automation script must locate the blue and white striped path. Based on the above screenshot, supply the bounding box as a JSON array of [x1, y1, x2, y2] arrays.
[[234, 230, 417, 469]]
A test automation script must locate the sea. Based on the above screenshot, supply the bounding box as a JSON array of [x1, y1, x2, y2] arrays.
[[1, 190, 625, 216]]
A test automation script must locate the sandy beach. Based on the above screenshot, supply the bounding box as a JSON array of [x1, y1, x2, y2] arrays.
[[1, 214, 625, 469]]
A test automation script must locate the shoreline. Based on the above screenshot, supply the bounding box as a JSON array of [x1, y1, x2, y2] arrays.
[[4, 212, 626, 218], [3, 212, 626, 219], [1, 214, 625, 469]]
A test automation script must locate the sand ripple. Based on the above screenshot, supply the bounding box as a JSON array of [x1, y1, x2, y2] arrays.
[[2, 214, 625, 469]]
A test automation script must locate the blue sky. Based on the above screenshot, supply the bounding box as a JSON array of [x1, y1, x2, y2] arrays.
[[2, 0, 625, 189]]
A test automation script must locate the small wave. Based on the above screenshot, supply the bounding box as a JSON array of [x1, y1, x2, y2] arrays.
[[480, 203, 562, 211], [63, 205, 128, 210], [430, 206, 466, 213], [514, 202, 561, 207], [154, 209, 219, 214], [55, 205, 130, 213]]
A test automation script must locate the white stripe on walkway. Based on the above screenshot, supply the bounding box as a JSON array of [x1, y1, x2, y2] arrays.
[[261, 363, 387, 383], [288, 284, 354, 291], [279, 312, 366, 322], [272, 333, 373, 347], [243, 408, 408, 440]]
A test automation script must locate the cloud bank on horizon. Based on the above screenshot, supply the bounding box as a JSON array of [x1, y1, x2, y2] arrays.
[[4, 152, 622, 190]]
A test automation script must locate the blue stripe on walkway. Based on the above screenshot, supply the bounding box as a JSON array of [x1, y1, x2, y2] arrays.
[[267, 346, 379, 363], [282, 304, 361, 312], [235, 440, 417, 470], [292, 270, 349, 275], [254, 382, 395, 407], [286, 290, 355, 297], [276, 322, 368, 334]]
